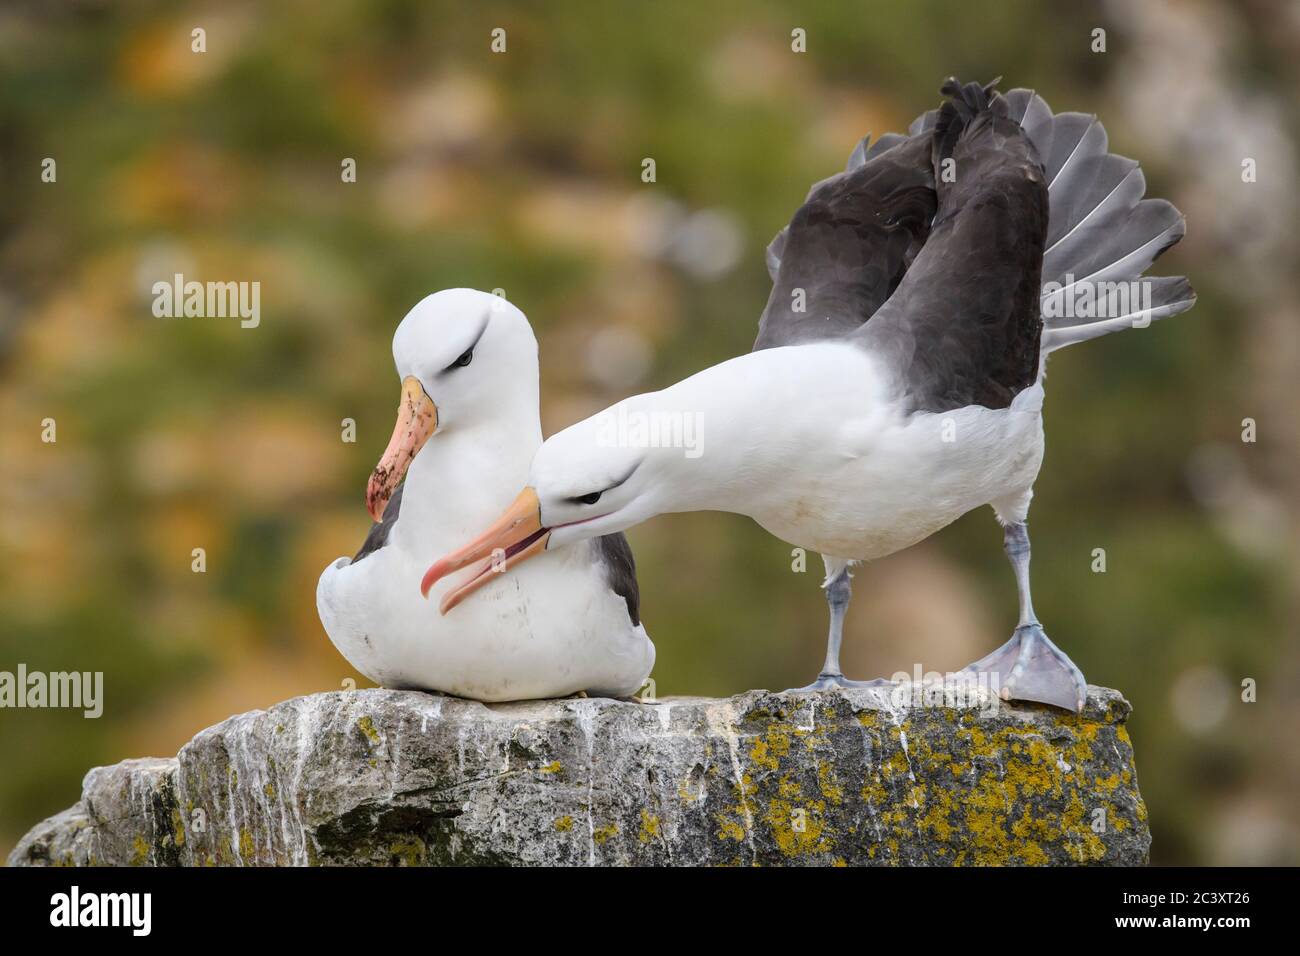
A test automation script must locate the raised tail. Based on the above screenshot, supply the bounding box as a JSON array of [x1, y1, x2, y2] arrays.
[[1003, 89, 1195, 353], [769, 83, 1195, 352], [910, 86, 1195, 353]]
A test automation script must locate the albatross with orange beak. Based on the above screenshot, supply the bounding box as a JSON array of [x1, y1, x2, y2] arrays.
[[316, 289, 655, 701], [422, 81, 1195, 711]]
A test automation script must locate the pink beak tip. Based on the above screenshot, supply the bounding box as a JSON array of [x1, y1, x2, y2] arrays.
[[420, 560, 451, 600]]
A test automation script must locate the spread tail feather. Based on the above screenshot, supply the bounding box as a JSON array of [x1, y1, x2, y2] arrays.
[[1001, 88, 1195, 353], [1042, 275, 1196, 351]]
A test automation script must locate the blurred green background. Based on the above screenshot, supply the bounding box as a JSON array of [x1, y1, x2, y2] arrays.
[[2, 0, 1298, 865]]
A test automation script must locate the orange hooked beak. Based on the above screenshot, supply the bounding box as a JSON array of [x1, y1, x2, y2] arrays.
[[420, 486, 551, 614], [366, 376, 438, 522]]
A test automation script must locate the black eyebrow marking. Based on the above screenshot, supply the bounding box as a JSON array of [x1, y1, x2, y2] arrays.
[[440, 309, 490, 373], [605, 459, 642, 492], [565, 460, 640, 506]]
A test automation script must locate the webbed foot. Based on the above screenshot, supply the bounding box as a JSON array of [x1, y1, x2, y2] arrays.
[[962, 623, 1087, 712], [785, 672, 895, 693]]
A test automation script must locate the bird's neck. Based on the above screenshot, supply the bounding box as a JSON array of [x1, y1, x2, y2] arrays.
[[391, 410, 543, 560], [635, 342, 884, 515]]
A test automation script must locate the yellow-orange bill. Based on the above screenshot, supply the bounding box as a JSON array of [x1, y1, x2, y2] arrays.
[[366, 376, 437, 522], [420, 486, 551, 613]]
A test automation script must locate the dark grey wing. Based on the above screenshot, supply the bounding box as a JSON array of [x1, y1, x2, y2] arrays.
[[754, 132, 937, 350], [594, 533, 640, 627], [858, 79, 1048, 412], [765, 132, 915, 282], [353, 481, 403, 563]]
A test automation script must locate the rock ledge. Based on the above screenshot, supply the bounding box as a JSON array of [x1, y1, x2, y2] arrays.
[[9, 685, 1149, 866]]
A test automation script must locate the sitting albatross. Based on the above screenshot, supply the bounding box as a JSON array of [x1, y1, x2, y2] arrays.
[[420, 81, 1195, 711], [316, 289, 654, 701]]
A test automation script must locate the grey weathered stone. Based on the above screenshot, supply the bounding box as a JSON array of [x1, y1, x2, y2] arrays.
[[8, 685, 1149, 866]]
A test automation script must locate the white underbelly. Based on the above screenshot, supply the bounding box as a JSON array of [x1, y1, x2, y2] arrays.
[[317, 542, 654, 701], [751, 387, 1045, 559]]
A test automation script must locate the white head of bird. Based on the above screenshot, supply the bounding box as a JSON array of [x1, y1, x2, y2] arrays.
[[366, 288, 540, 523]]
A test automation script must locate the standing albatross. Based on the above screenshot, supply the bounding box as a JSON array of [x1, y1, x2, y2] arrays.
[[317, 288, 654, 701], [419, 81, 1195, 711]]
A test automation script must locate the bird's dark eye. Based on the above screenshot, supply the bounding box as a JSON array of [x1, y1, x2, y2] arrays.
[[574, 491, 602, 506], [445, 347, 474, 372]]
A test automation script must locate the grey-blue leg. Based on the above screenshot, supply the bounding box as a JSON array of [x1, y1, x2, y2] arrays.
[[962, 522, 1088, 712], [788, 561, 891, 692]]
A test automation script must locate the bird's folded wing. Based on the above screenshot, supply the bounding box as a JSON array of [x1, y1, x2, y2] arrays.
[[856, 79, 1049, 413], [353, 481, 404, 563], [754, 132, 937, 350]]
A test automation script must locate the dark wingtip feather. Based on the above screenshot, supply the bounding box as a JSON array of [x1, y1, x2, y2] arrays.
[[938, 75, 1002, 112], [934, 75, 1004, 160]]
